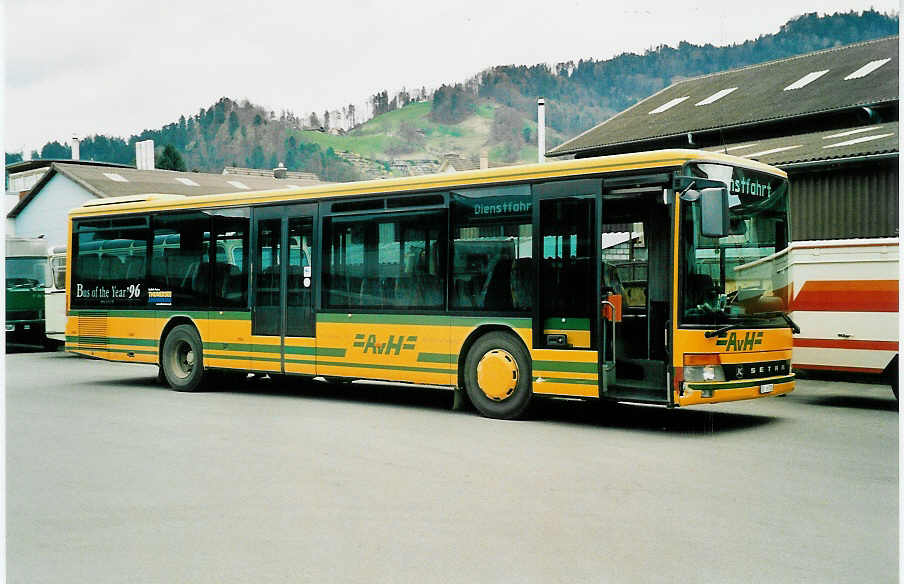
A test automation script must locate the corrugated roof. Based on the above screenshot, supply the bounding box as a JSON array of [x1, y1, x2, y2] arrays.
[[548, 36, 899, 157], [703, 121, 898, 167], [6, 159, 131, 174], [8, 163, 320, 218]]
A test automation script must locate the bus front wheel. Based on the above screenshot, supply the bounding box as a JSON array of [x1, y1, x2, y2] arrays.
[[463, 331, 532, 420], [161, 324, 206, 392]]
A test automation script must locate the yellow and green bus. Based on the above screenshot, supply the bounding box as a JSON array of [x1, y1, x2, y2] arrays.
[[65, 149, 796, 418]]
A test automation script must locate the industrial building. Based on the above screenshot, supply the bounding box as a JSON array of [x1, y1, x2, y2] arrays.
[[547, 36, 899, 241]]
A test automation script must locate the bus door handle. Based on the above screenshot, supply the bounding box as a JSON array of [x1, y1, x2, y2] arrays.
[[601, 300, 616, 370]]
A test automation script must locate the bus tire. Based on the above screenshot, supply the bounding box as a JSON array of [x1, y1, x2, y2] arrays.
[[161, 324, 206, 392], [463, 331, 532, 420]]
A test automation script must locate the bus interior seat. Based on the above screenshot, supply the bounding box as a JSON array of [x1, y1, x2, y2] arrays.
[[193, 262, 210, 298], [78, 254, 101, 281], [150, 256, 168, 287], [100, 253, 125, 280], [422, 277, 442, 307], [380, 277, 398, 307], [124, 255, 146, 280], [687, 273, 718, 306], [219, 263, 245, 303], [359, 277, 382, 307], [511, 258, 534, 311], [482, 257, 513, 310]]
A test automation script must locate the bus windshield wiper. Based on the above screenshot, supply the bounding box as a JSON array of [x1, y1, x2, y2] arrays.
[[704, 323, 742, 338], [781, 313, 800, 333], [754, 311, 801, 333]]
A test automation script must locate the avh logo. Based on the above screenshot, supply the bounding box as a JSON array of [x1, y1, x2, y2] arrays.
[[715, 331, 764, 352], [353, 333, 417, 356]]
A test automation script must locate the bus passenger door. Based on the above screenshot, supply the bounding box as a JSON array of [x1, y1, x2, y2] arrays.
[[533, 180, 603, 398], [283, 208, 316, 375], [251, 207, 285, 373], [251, 204, 317, 375]]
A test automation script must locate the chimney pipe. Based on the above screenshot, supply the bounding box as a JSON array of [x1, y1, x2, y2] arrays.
[[136, 139, 155, 170], [71, 134, 80, 161], [480, 149, 488, 170], [537, 97, 546, 164]]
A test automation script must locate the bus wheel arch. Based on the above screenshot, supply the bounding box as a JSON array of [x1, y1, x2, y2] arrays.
[[459, 326, 533, 419], [158, 317, 206, 392]]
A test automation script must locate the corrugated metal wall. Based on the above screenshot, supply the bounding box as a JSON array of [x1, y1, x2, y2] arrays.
[[789, 162, 899, 240]]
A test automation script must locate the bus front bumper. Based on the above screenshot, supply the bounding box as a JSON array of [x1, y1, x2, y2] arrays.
[[677, 374, 795, 406], [5, 320, 45, 343]]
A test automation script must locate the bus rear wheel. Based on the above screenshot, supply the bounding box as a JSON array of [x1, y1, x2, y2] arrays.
[[161, 324, 206, 392], [463, 331, 532, 419]]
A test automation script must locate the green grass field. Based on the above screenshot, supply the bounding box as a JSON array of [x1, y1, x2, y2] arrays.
[[290, 99, 548, 165]]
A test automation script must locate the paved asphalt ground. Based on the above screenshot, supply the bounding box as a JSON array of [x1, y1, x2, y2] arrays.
[[5, 347, 899, 583]]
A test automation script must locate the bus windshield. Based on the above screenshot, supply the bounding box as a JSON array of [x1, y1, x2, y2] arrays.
[[680, 164, 790, 327], [6, 257, 48, 288]]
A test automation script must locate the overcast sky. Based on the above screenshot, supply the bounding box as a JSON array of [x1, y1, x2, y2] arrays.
[[3, 0, 899, 154]]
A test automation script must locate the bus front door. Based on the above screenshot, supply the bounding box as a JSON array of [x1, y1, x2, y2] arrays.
[[598, 186, 671, 403], [251, 204, 317, 375]]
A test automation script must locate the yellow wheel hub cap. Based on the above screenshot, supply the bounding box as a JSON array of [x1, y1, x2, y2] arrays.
[[476, 349, 519, 401]]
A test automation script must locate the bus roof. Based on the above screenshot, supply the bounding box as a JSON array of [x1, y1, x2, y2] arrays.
[[6, 237, 50, 257], [68, 149, 787, 218]]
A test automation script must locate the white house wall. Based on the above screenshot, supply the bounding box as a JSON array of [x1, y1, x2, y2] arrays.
[[14, 174, 92, 247], [5, 194, 20, 236]]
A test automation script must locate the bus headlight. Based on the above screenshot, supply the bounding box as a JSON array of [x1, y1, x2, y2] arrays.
[[684, 365, 726, 382]]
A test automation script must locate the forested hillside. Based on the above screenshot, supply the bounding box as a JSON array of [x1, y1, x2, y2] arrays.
[[8, 10, 897, 181]]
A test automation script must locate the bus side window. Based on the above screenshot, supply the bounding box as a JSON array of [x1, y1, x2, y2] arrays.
[[51, 256, 66, 290], [450, 185, 532, 312], [324, 212, 445, 310], [151, 212, 211, 308], [212, 216, 249, 308]]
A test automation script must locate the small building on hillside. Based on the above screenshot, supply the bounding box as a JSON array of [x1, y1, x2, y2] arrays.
[[547, 36, 899, 242], [438, 151, 491, 173], [223, 164, 322, 185]]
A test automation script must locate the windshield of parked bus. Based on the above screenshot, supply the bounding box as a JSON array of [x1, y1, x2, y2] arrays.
[[680, 164, 790, 327], [6, 257, 48, 288]]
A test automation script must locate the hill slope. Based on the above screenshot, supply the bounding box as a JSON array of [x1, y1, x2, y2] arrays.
[[9, 10, 897, 180]]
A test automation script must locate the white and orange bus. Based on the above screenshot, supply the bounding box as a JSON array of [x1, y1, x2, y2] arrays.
[[787, 238, 898, 397], [65, 150, 796, 418]]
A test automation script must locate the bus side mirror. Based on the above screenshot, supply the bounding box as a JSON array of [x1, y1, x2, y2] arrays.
[[700, 187, 729, 238]]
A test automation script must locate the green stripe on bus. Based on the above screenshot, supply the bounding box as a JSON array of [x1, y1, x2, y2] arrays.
[[533, 360, 598, 374], [417, 353, 454, 364], [534, 377, 598, 385], [316, 347, 346, 357], [542, 318, 590, 331], [685, 375, 794, 390], [318, 360, 455, 375], [451, 316, 532, 329], [283, 345, 315, 355], [67, 335, 159, 347], [68, 309, 251, 320], [68, 346, 158, 356], [204, 354, 282, 363], [203, 343, 345, 357], [204, 342, 281, 354], [284, 358, 317, 366], [315, 313, 531, 329], [317, 313, 451, 326]]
